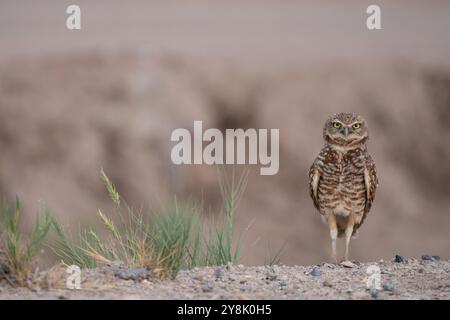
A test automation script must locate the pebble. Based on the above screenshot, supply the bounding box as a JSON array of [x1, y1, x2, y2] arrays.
[[383, 282, 395, 292], [201, 283, 214, 293], [310, 267, 321, 277], [422, 255, 440, 261], [369, 289, 380, 299], [323, 281, 332, 287], [193, 274, 205, 281], [114, 268, 149, 281], [111, 260, 124, 267], [394, 255, 405, 263], [340, 261, 357, 268], [31, 287, 41, 293], [214, 268, 223, 280], [265, 272, 277, 281]]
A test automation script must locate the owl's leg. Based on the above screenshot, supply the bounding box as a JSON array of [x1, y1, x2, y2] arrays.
[[344, 215, 355, 261], [327, 214, 338, 264]]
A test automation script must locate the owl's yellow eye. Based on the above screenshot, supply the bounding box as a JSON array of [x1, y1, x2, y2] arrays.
[[332, 122, 341, 129], [352, 123, 361, 129]]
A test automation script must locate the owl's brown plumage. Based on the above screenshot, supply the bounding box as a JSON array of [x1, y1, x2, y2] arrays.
[[308, 112, 378, 262]]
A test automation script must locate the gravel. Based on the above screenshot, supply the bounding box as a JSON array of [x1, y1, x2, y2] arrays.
[[0, 259, 449, 300], [201, 283, 214, 293], [422, 255, 441, 262], [382, 281, 395, 292], [310, 267, 322, 277], [114, 268, 150, 281]]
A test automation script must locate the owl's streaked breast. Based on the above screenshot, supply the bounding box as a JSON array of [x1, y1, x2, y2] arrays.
[[316, 147, 367, 219]]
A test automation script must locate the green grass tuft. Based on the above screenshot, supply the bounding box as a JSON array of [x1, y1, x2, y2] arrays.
[[51, 168, 248, 279], [0, 197, 52, 286]]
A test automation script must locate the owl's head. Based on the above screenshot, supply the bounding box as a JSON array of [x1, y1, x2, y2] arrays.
[[323, 112, 369, 147]]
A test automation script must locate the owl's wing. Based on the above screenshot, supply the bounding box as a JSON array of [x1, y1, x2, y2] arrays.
[[308, 160, 321, 211], [360, 155, 378, 226]]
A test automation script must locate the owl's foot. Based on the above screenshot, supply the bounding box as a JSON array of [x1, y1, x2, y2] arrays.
[[331, 252, 338, 265]]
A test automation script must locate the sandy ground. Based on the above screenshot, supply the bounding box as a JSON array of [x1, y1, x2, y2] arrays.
[[1, 258, 449, 300], [0, 0, 450, 266]]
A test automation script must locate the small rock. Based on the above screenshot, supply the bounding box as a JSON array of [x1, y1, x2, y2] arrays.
[[310, 267, 321, 277], [422, 255, 440, 261], [193, 274, 204, 281], [394, 255, 405, 263], [346, 288, 353, 294], [201, 283, 214, 293], [382, 282, 395, 292], [228, 275, 236, 282], [369, 289, 379, 299], [340, 260, 357, 268], [30, 287, 41, 293], [111, 260, 124, 267], [381, 268, 392, 274], [214, 268, 223, 280], [323, 280, 333, 287], [265, 272, 277, 281], [114, 268, 149, 281]]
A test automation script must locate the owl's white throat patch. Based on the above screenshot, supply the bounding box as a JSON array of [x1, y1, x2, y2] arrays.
[[329, 143, 360, 154]]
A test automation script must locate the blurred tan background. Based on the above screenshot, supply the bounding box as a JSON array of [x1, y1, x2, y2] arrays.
[[0, 0, 449, 265]]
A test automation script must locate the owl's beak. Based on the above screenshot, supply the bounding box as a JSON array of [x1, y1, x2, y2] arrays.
[[342, 127, 349, 137]]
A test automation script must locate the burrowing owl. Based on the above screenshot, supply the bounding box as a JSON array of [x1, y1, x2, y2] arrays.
[[308, 112, 378, 263]]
